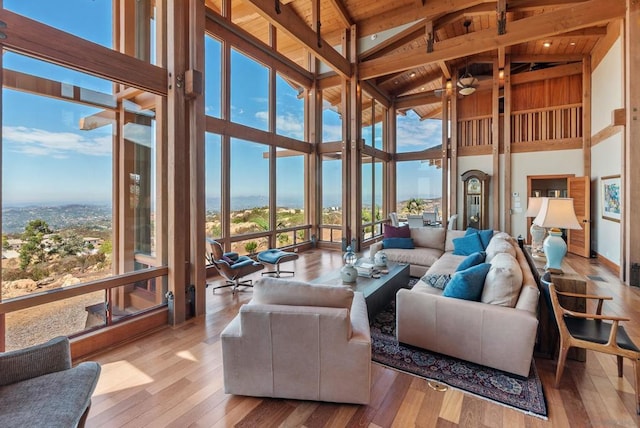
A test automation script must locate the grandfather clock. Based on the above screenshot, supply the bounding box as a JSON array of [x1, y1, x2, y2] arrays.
[[461, 169, 490, 230]]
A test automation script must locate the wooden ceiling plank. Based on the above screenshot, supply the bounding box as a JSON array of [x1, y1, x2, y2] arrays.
[[361, 80, 391, 107], [433, 3, 497, 29], [510, 53, 584, 62], [438, 61, 452, 79], [359, 0, 624, 79], [242, 0, 351, 78], [327, 0, 353, 28]]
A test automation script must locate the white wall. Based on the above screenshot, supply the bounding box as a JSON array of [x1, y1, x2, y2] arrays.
[[510, 150, 584, 239], [591, 36, 624, 265]]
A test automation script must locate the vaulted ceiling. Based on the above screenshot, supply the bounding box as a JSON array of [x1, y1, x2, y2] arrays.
[[204, 0, 623, 122]]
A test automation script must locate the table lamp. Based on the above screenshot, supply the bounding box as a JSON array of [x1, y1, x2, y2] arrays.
[[525, 197, 546, 258], [533, 198, 582, 273]]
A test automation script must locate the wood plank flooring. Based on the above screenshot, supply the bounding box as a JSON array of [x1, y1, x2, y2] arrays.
[[85, 250, 640, 427]]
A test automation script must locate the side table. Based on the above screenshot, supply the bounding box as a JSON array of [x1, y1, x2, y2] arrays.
[[523, 245, 587, 362]]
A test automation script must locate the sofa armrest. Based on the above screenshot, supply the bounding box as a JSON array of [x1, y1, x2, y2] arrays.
[[350, 292, 371, 344], [369, 241, 383, 260], [0, 336, 72, 386]]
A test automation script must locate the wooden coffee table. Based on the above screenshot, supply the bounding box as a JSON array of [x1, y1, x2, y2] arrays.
[[312, 262, 411, 319]]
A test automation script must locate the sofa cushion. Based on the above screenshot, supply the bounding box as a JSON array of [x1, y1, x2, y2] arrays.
[[382, 237, 415, 249], [411, 227, 446, 251], [465, 227, 494, 249], [384, 224, 411, 238], [481, 253, 523, 307], [452, 233, 484, 255], [445, 230, 466, 252], [485, 236, 516, 262], [383, 247, 443, 268], [253, 277, 354, 309], [456, 251, 486, 272], [442, 263, 491, 301]]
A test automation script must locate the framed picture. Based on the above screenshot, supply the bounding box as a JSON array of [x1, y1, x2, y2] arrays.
[[601, 175, 621, 222]]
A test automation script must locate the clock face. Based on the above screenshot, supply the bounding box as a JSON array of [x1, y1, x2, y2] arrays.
[[467, 177, 481, 194]]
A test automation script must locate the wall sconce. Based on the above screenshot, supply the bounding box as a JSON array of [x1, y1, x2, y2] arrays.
[[498, 68, 505, 80], [445, 79, 452, 90]]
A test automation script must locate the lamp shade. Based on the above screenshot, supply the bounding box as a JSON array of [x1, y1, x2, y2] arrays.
[[533, 198, 581, 230], [524, 197, 545, 218]]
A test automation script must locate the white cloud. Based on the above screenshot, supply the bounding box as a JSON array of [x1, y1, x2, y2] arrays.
[[3, 126, 112, 157], [396, 112, 442, 149]]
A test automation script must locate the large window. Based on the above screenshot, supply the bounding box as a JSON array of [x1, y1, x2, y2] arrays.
[[231, 49, 269, 131], [396, 161, 443, 220], [205, 36, 222, 119], [205, 133, 222, 238], [396, 110, 442, 153], [276, 148, 306, 247], [362, 157, 384, 240], [276, 74, 304, 140], [322, 101, 342, 143], [1, 51, 165, 350]]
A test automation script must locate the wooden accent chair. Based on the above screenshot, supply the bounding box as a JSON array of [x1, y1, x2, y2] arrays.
[[206, 238, 264, 293], [542, 275, 640, 414]]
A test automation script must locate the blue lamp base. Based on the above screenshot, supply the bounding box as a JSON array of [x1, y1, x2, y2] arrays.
[[543, 230, 566, 273]]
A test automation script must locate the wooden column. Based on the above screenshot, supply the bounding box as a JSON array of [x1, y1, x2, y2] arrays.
[[503, 56, 512, 234], [387, 104, 397, 216], [491, 60, 500, 231], [348, 24, 362, 250], [624, 0, 640, 283], [583, 55, 592, 179], [166, 0, 190, 324], [188, 0, 206, 317], [440, 80, 449, 224], [450, 74, 458, 225]]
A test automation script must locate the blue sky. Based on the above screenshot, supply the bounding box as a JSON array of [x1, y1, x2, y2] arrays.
[[2, 2, 442, 209]]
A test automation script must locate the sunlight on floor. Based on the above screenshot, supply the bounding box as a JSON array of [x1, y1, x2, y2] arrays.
[[93, 360, 154, 395], [176, 349, 199, 362]]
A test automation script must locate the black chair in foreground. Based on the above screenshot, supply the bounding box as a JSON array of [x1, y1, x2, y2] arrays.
[[206, 238, 264, 293], [541, 273, 640, 414]]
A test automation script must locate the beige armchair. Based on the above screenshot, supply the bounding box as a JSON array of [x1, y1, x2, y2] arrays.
[[221, 277, 371, 404]]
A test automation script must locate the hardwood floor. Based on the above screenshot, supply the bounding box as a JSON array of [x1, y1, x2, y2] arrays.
[[85, 250, 640, 427]]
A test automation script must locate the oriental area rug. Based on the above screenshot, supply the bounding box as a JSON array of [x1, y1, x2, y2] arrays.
[[369, 280, 548, 419]]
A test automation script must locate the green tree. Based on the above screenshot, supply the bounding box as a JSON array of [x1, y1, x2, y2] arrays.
[[2, 234, 9, 250], [405, 198, 423, 215], [99, 239, 113, 256], [19, 219, 52, 270]]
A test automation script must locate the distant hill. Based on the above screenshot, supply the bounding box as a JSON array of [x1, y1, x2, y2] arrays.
[[2, 204, 112, 235]]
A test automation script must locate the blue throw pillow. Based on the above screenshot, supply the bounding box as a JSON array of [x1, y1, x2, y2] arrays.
[[443, 263, 491, 301], [465, 227, 494, 249], [382, 237, 415, 249], [452, 233, 484, 255], [456, 251, 486, 272]]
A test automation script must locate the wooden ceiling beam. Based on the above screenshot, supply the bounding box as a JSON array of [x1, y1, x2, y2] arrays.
[[241, 0, 351, 78], [395, 92, 441, 109], [359, 0, 624, 79], [392, 70, 442, 96], [317, 72, 342, 89], [433, 3, 497, 29], [511, 62, 582, 85], [510, 54, 584, 62], [438, 61, 452, 79], [327, 0, 353, 28], [361, 80, 391, 108]]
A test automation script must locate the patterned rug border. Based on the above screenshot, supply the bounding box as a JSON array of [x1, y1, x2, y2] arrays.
[[371, 334, 548, 420], [370, 279, 548, 419]]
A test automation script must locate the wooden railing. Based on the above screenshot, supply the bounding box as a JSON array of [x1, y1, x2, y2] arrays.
[[511, 104, 582, 143], [457, 115, 492, 147]]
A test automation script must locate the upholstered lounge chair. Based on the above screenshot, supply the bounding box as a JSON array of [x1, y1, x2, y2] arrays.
[[206, 238, 264, 293], [0, 336, 101, 427], [221, 277, 371, 404]]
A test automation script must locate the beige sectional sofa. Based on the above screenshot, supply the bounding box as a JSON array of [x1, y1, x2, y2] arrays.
[[371, 227, 540, 377], [369, 227, 466, 277]]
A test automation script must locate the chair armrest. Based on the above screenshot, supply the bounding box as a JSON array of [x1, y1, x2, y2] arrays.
[[0, 336, 72, 386], [556, 290, 612, 301], [562, 310, 630, 322], [223, 251, 239, 261], [230, 259, 257, 269]]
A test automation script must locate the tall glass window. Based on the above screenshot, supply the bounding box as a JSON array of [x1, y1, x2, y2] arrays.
[[396, 161, 443, 220], [230, 138, 269, 253], [276, 74, 304, 140], [231, 49, 269, 131], [322, 102, 343, 143], [276, 148, 306, 247], [396, 110, 442, 153], [205, 35, 222, 119], [321, 155, 343, 243], [205, 133, 222, 239]]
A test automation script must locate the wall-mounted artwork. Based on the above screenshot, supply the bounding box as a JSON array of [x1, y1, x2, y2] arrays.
[[601, 175, 621, 222]]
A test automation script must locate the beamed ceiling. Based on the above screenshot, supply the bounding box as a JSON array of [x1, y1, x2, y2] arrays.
[[204, 0, 623, 123]]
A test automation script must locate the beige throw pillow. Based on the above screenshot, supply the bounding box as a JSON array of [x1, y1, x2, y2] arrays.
[[253, 277, 354, 309], [485, 236, 516, 262], [481, 252, 523, 307], [411, 227, 446, 250]]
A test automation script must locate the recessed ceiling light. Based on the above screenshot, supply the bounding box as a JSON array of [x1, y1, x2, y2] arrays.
[[421, 87, 425, 91], [394, 80, 399, 85], [570, 42, 576, 46], [371, 34, 377, 40], [410, 72, 416, 78], [543, 41, 552, 48]]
